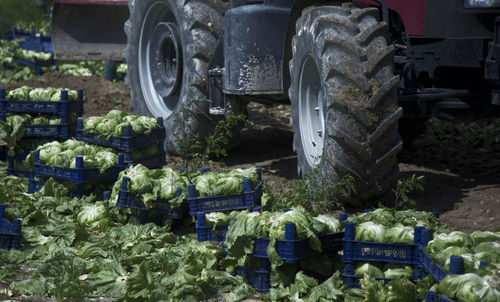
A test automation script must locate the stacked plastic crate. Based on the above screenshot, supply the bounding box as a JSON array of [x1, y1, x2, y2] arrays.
[[342, 222, 433, 288], [191, 167, 264, 242], [11, 30, 54, 75], [0, 88, 84, 180], [77, 115, 168, 213], [76, 116, 167, 169], [114, 169, 186, 224], [189, 167, 271, 291]]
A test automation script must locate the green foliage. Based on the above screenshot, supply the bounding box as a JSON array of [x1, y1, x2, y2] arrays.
[[173, 98, 254, 173], [392, 174, 425, 210], [0, 0, 51, 35], [264, 172, 355, 214]]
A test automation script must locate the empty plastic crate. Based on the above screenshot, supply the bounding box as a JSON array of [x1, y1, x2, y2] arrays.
[[0, 204, 22, 250], [0, 89, 84, 115], [34, 151, 126, 184], [76, 117, 166, 152], [187, 168, 263, 215], [115, 176, 185, 219], [252, 222, 344, 263]]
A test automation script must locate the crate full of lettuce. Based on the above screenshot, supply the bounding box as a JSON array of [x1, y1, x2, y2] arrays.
[[0, 86, 84, 115], [341, 208, 445, 288], [12, 49, 55, 75], [109, 164, 189, 219], [421, 230, 500, 283], [76, 110, 165, 152], [187, 167, 263, 215], [221, 208, 344, 292], [25, 140, 126, 184]]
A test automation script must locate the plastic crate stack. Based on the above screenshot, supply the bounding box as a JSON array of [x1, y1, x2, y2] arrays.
[[342, 222, 434, 288], [189, 167, 267, 290], [77, 115, 168, 216], [115, 170, 186, 223], [191, 167, 264, 242], [0, 88, 84, 179], [10, 29, 54, 75], [76, 117, 167, 169], [0, 204, 22, 250], [196, 208, 345, 293], [247, 220, 345, 293]]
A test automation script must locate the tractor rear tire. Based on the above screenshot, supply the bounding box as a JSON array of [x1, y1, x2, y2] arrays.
[[124, 0, 245, 154], [289, 4, 403, 204]]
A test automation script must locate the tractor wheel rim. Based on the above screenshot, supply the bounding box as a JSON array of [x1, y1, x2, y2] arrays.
[[298, 55, 325, 167], [139, 2, 180, 118]]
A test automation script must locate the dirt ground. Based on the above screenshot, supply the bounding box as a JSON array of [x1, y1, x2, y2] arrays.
[[9, 73, 500, 233]]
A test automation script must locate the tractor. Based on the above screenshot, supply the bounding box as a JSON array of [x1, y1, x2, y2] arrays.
[[51, 0, 500, 204]]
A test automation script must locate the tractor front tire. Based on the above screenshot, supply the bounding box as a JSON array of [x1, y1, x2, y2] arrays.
[[289, 3, 403, 204], [124, 0, 243, 154]]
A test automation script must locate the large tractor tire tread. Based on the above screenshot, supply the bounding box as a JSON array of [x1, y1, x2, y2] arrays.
[[289, 3, 402, 203], [124, 0, 240, 154]]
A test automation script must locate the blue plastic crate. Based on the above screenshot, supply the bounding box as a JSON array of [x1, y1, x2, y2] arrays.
[[24, 122, 74, 138], [421, 249, 467, 283], [34, 151, 126, 184], [0, 204, 22, 250], [427, 291, 456, 302], [19, 34, 53, 53], [187, 168, 263, 215], [7, 165, 34, 178], [27, 177, 44, 194], [0, 89, 84, 115], [342, 261, 427, 289], [342, 274, 395, 289], [28, 177, 106, 198], [5, 147, 35, 161], [195, 213, 228, 242], [76, 117, 166, 152], [252, 222, 344, 263], [342, 222, 431, 265], [237, 258, 271, 294], [115, 176, 186, 219], [6, 148, 34, 178], [123, 150, 166, 169], [12, 53, 55, 75], [0, 114, 76, 139]]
